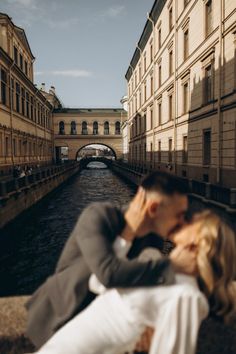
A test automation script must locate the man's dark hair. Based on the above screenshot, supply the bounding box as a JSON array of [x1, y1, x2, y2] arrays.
[[141, 171, 189, 195]]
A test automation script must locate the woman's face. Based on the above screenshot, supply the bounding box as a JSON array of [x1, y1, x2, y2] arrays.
[[171, 220, 201, 247]]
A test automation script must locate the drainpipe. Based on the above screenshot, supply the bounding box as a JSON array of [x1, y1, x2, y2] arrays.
[[129, 64, 135, 165], [147, 12, 156, 171], [136, 43, 143, 167], [217, 0, 224, 184], [33, 84, 40, 165], [173, 0, 178, 175], [9, 61, 15, 167]]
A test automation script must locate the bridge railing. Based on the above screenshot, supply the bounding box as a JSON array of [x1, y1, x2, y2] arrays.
[[191, 180, 206, 197], [0, 162, 79, 199], [113, 161, 236, 209]]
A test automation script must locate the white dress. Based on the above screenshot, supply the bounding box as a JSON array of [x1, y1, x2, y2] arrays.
[[34, 241, 209, 354]]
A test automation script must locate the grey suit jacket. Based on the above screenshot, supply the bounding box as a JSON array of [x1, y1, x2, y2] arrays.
[[26, 202, 175, 348]]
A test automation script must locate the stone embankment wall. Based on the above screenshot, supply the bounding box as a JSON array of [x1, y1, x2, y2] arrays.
[[112, 161, 236, 222], [0, 163, 80, 229]]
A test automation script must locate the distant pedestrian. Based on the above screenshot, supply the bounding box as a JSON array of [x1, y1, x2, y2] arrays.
[[13, 165, 20, 178], [19, 169, 26, 178]]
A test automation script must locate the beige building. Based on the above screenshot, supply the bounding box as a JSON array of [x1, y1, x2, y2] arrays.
[[53, 108, 126, 161], [120, 95, 129, 161], [0, 13, 57, 175], [126, 0, 236, 188]]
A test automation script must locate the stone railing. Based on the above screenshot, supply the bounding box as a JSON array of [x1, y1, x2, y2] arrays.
[[0, 162, 79, 200], [112, 161, 236, 211], [0, 162, 80, 228]]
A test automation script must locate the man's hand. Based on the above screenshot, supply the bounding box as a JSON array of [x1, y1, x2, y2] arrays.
[[134, 326, 154, 353], [123, 187, 148, 241], [170, 244, 198, 275]]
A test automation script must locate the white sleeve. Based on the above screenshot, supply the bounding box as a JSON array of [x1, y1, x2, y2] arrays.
[[149, 291, 209, 354]]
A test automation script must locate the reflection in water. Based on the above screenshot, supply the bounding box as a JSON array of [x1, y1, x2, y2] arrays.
[[0, 169, 135, 296], [87, 162, 107, 169]]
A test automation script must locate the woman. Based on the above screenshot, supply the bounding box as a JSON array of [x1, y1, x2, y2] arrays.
[[34, 211, 236, 354]]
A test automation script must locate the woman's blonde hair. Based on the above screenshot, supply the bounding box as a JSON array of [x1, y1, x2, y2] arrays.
[[195, 210, 236, 324]]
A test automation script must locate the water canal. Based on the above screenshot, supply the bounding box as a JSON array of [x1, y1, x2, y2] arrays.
[[0, 164, 235, 297], [0, 164, 136, 296]]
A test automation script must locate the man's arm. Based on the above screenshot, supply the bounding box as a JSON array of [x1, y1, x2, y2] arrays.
[[74, 203, 175, 288]]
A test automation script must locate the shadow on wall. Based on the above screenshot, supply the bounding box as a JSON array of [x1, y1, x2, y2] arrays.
[[129, 56, 236, 189]]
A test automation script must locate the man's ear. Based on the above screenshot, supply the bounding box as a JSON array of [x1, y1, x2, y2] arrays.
[[146, 200, 160, 218]]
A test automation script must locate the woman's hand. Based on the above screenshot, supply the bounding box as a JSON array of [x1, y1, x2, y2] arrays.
[[170, 244, 198, 275]]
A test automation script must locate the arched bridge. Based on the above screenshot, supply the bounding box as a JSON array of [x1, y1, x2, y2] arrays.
[[79, 157, 114, 169], [53, 108, 126, 161]]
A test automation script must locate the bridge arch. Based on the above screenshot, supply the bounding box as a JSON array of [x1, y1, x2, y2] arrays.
[[76, 143, 117, 160], [79, 156, 113, 169], [53, 108, 125, 161]]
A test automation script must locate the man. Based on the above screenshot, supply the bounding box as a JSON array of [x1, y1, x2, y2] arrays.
[[26, 171, 195, 349]]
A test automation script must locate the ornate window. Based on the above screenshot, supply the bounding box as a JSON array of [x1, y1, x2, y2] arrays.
[[59, 121, 65, 135], [205, 64, 213, 103], [205, 0, 213, 37], [21, 87, 25, 116], [0, 68, 7, 106], [183, 135, 188, 163], [158, 100, 162, 126], [203, 129, 211, 165], [183, 28, 189, 60], [16, 82, 20, 113], [168, 138, 173, 163], [183, 82, 189, 113], [93, 121, 98, 135], [104, 121, 109, 135], [71, 121, 76, 135], [115, 121, 120, 135], [82, 121, 88, 135]]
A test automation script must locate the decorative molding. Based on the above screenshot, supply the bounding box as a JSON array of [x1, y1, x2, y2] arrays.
[[181, 17, 190, 31], [167, 40, 174, 51], [167, 0, 173, 9], [167, 83, 174, 93], [200, 47, 215, 67], [180, 69, 190, 81]]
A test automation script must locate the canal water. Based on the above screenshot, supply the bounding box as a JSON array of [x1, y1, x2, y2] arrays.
[[1, 164, 235, 297], [0, 163, 136, 297]]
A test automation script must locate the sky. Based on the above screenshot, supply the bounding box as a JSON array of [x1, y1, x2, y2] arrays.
[[1, 0, 154, 108]]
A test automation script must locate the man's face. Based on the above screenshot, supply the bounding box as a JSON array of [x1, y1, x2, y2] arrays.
[[152, 193, 188, 238]]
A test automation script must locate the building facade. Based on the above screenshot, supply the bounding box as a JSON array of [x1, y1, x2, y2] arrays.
[[0, 13, 56, 175], [53, 108, 126, 161], [120, 95, 129, 161], [126, 0, 236, 188]]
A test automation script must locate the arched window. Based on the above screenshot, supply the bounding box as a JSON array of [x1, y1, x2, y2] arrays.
[[115, 121, 120, 134], [104, 121, 109, 135], [93, 121, 98, 135], [59, 121, 65, 134], [71, 121, 76, 135], [82, 121, 88, 135]]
